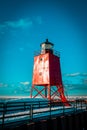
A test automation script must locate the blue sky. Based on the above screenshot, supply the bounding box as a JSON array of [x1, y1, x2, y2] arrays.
[[0, 0, 87, 96]]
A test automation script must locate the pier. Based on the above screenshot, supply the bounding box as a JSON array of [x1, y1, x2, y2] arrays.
[[0, 99, 87, 129]]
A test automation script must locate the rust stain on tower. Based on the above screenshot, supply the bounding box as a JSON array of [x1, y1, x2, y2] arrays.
[[30, 39, 70, 106]]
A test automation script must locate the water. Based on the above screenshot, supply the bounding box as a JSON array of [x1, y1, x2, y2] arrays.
[[0, 97, 47, 103]]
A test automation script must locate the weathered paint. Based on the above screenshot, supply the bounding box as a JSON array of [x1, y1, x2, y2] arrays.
[[49, 53, 62, 86], [32, 53, 50, 85], [32, 53, 62, 86], [31, 40, 70, 106]]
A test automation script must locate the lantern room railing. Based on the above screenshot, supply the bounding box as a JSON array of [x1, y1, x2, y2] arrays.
[[34, 50, 60, 57]]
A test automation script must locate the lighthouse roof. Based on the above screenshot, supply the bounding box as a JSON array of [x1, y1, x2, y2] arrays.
[[40, 39, 54, 46]]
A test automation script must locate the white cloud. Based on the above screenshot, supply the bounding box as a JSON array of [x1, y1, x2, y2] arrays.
[[6, 19, 32, 28], [0, 83, 8, 87], [64, 72, 87, 77], [0, 16, 42, 32], [65, 72, 80, 77], [64, 83, 87, 91], [0, 24, 6, 29], [80, 73, 87, 76], [82, 79, 87, 85], [0, 83, 3, 87], [0, 18, 33, 30], [20, 81, 30, 85], [36, 16, 42, 24]]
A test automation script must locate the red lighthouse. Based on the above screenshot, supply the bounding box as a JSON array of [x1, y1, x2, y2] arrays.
[[30, 39, 69, 105]]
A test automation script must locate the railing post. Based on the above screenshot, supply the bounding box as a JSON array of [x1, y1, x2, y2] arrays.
[[76, 100, 77, 112], [74, 101, 76, 113], [24, 102, 26, 111], [86, 100, 87, 110], [39, 101, 40, 108], [63, 102, 65, 115], [81, 100, 82, 111], [49, 100, 51, 119], [2, 103, 7, 128], [30, 104, 33, 120]]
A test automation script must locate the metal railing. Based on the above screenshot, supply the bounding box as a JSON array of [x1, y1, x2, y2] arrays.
[[0, 99, 87, 129], [34, 50, 60, 57]]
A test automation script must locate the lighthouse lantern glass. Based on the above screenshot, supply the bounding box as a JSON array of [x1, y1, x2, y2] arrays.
[[41, 43, 53, 50]]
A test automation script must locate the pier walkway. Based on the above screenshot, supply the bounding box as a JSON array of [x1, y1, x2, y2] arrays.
[[0, 99, 87, 129]]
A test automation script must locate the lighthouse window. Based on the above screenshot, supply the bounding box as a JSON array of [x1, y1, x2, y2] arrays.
[[39, 72, 42, 75], [40, 58, 42, 61]]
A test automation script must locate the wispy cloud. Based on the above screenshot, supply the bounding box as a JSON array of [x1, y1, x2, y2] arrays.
[[0, 83, 3, 87], [0, 18, 33, 30], [80, 73, 87, 76], [64, 72, 87, 77], [0, 16, 43, 33], [36, 16, 42, 24], [6, 19, 32, 28], [0, 83, 8, 87], [0, 24, 6, 29], [82, 79, 87, 85], [64, 72, 80, 77], [20, 81, 30, 85], [64, 84, 74, 90], [64, 83, 87, 90]]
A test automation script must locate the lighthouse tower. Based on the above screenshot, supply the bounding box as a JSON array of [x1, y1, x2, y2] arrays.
[[30, 39, 69, 105]]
